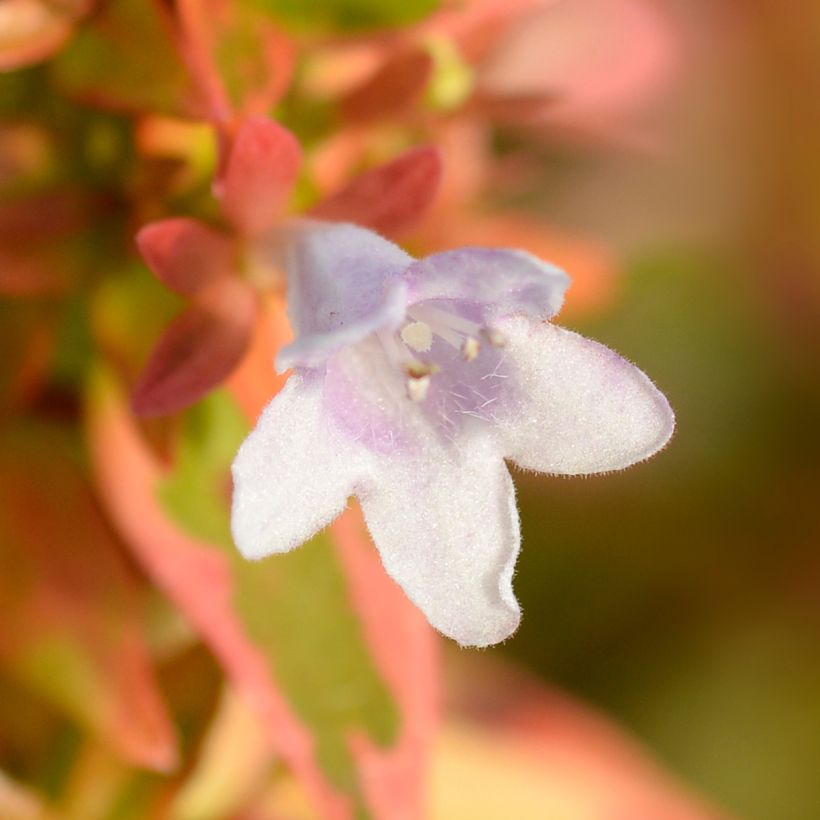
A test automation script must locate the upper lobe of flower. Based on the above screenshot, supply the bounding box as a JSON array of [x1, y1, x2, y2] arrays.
[[232, 221, 674, 647]]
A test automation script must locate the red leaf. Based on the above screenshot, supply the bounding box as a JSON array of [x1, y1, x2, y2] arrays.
[[87, 370, 349, 816], [0, 427, 177, 771], [132, 280, 257, 417], [341, 50, 433, 123], [136, 218, 236, 297], [310, 145, 443, 237], [331, 508, 439, 820], [220, 118, 301, 235]]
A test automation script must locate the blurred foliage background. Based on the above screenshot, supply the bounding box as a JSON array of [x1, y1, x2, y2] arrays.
[[1, 1, 819, 818], [509, 4, 820, 819]]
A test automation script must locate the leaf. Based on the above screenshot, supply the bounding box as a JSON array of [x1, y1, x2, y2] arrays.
[[51, 0, 199, 116], [171, 688, 274, 820], [86, 370, 367, 817], [439, 657, 729, 820], [136, 218, 236, 298], [0, 0, 91, 71], [340, 50, 433, 122], [310, 145, 442, 237], [249, 0, 439, 34], [0, 426, 177, 772], [475, 0, 675, 128], [177, 0, 295, 121], [0, 769, 52, 820], [156, 391, 400, 808], [331, 510, 438, 819], [0, 301, 56, 417], [220, 117, 302, 235], [132, 279, 257, 418]]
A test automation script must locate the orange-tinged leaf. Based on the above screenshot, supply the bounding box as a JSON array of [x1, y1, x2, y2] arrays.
[[220, 118, 301, 235], [177, 0, 295, 123], [137, 218, 236, 297], [332, 508, 439, 820], [226, 293, 292, 422], [438, 658, 731, 820], [0, 770, 52, 820], [0, 427, 177, 772], [171, 688, 274, 820], [86, 370, 350, 817], [0, 0, 90, 70], [341, 49, 433, 123], [132, 279, 257, 417], [52, 0, 199, 117], [310, 145, 443, 238]]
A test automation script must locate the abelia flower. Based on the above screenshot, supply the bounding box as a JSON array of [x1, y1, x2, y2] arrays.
[[231, 222, 674, 647]]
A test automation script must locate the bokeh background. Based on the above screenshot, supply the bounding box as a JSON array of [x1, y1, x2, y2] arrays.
[[1, 1, 819, 818]]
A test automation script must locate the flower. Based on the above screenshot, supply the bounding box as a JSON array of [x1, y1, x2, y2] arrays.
[[230, 222, 674, 647]]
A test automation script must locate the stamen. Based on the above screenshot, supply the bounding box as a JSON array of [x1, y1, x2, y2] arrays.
[[481, 327, 507, 348], [405, 360, 439, 379], [400, 321, 433, 352], [406, 375, 431, 402], [461, 336, 480, 361]]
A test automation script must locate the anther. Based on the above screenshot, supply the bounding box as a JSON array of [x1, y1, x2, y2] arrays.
[[406, 375, 431, 402], [481, 327, 507, 348], [400, 321, 433, 353], [461, 336, 480, 361], [404, 360, 439, 402]]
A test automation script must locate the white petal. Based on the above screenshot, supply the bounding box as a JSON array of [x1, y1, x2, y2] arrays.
[[404, 247, 570, 321], [231, 375, 368, 559], [498, 318, 675, 474], [358, 435, 521, 648], [275, 221, 412, 371]]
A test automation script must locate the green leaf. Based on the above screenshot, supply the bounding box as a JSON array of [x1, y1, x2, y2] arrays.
[[157, 391, 399, 804], [247, 0, 438, 34]]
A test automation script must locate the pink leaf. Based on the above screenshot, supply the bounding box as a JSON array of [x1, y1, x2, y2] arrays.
[[132, 279, 257, 417], [136, 218, 236, 297], [476, 0, 676, 129], [310, 146, 443, 237], [86, 370, 350, 817], [331, 508, 439, 820], [220, 118, 301, 235]]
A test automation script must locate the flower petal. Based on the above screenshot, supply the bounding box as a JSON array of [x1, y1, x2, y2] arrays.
[[221, 117, 301, 235], [136, 217, 235, 296], [231, 374, 368, 559], [498, 318, 675, 474], [405, 247, 569, 321], [275, 221, 412, 371], [358, 435, 521, 648]]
